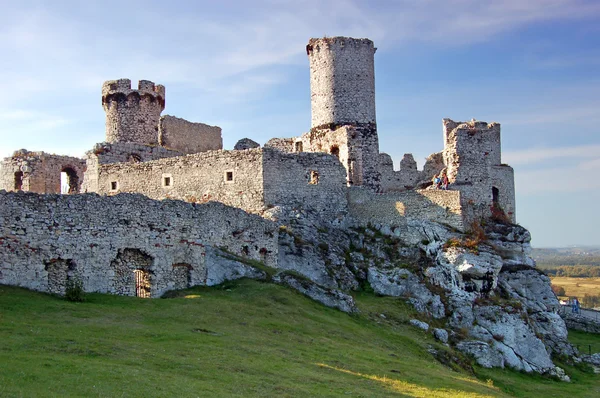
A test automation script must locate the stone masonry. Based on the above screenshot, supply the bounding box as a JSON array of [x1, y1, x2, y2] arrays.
[[0, 35, 518, 297], [102, 79, 166, 145], [0, 150, 86, 194], [0, 191, 278, 297]]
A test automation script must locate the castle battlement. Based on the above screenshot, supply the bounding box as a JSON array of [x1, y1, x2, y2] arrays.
[[101, 78, 165, 105]]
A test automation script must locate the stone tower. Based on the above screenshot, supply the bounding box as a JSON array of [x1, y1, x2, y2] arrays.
[[307, 37, 376, 127], [304, 37, 380, 189], [102, 79, 165, 145]]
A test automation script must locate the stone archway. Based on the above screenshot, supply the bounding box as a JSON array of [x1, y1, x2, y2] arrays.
[[111, 248, 154, 297], [61, 166, 80, 194]]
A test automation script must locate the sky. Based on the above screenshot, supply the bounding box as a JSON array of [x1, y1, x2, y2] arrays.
[[0, 0, 598, 248]]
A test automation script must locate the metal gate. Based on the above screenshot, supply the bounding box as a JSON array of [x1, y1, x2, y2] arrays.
[[134, 269, 150, 298]]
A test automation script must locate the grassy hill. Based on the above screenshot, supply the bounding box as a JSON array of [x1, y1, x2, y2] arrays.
[[1, 280, 599, 397]]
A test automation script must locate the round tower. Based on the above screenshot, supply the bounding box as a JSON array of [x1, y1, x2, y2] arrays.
[[101, 79, 165, 145], [306, 37, 376, 128]]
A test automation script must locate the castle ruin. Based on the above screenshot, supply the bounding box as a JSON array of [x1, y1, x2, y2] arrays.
[[0, 36, 516, 298]]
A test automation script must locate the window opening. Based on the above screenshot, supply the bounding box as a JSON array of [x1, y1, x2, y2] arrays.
[[14, 171, 23, 190], [309, 170, 319, 185], [225, 171, 234, 182], [492, 187, 499, 206], [111, 181, 118, 191], [61, 167, 79, 194], [295, 141, 303, 152], [330, 146, 339, 158], [164, 176, 171, 187]]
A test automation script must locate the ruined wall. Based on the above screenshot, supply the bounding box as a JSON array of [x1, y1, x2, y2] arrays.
[[442, 119, 515, 222], [0, 191, 278, 297], [158, 115, 222, 154], [299, 125, 380, 189], [102, 79, 165, 145], [379, 153, 424, 192], [262, 149, 348, 217], [348, 188, 464, 231], [264, 137, 295, 153], [95, 149, 265, 214], [490, 165, 516, 222], [81, 142, 183, 193], [0, 150, 85, 194], [306, 37, 376, 127]]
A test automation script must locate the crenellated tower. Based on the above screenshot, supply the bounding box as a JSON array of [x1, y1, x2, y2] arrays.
[[102, 79, 165, 145], [304, 37, 380, 189]]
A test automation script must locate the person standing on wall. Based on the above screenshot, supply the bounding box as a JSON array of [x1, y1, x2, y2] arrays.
[[442, 173, 449, 190]]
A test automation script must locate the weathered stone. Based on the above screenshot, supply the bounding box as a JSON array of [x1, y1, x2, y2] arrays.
[[409, 319, 429, 331], [273, 273, 357, 313]]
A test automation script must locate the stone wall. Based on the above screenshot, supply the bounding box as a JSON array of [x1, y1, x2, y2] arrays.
[[158, 115, 222, 154], [0, 191, 278, 297], [298, 124, 380, 190], [380, 153, 424, 192], [94, 149, 266, 214], [262, 149, 348, 217], [264, 137, 295, 153], [102, 79, 165, 145], [0, 150, 86, 194], [306, 37, 376, 127], [442, 119, 515, 223], [348, 187, 464, 231], [81, 142, 183, 193]]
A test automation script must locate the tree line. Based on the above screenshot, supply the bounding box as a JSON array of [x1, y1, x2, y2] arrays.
[[540, 264, 600, 278]]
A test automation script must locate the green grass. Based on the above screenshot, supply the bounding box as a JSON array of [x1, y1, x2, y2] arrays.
[[0, 280, 598, 397], [568, 329, 600, 355]]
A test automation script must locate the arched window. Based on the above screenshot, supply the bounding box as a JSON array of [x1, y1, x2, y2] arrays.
[[61, 167, 79, 194]]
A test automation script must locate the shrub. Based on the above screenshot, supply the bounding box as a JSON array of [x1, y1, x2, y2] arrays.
[[65, 278, 85, 302], [551, 285, 566, 296]]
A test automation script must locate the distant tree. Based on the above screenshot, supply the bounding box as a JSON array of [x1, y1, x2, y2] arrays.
[[551, 285, 566, 296]]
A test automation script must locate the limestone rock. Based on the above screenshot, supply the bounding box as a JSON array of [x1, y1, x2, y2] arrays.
[[234, 138, 260, 150], [472, 305, 555, 372], [273, 273, 357, 313], [433, 328, 449, 343], [368, 266, 445, 318], [456, 341, 504, 368], [410, 319, 429, 331]]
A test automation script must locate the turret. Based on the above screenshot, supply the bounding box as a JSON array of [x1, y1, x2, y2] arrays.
[[306, 37, 376, 128], [304, 37, 380, 190], [102, 79, 165, 145]]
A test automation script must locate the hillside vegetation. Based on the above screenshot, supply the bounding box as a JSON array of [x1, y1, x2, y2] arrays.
[[1, 280, 598, 397]]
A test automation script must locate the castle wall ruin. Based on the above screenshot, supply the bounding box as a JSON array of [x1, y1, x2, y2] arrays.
[[262, 150, 348, 217], [348, 188, 464, 231], [0, 191, 278, 297], [158, 115, 223, 154], [0, 150, 86, 194], [95, 149, 266, 213]]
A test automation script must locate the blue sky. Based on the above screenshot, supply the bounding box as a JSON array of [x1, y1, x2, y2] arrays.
[[0, 0, 598, 247]]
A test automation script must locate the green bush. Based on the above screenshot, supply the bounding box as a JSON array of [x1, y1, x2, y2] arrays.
[[65, 278, 85, 302]]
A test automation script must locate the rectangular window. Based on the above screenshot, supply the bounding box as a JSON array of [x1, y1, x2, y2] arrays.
[[225, 170, 234, 183], [309, 170, 319, 185], [162, 173, 173, 188], [110, 181, 118, 191]]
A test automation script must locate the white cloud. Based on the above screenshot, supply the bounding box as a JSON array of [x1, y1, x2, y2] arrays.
[[504, 145, 600, 165]]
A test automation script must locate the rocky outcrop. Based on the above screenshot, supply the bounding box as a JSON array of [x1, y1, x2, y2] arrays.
[[273, 273, 357, 313], [368, 267, 445, 318]]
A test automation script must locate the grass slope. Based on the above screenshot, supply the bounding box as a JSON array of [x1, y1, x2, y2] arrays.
[[0, 280, 598, 397]]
